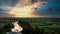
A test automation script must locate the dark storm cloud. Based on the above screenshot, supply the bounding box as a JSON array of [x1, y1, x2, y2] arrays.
[[34, 0, 60, 17], [0, 0, 18, 6]]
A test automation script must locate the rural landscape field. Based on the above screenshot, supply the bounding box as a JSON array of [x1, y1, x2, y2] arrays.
[[0, 0, 60, 34], [0, 18, 60, 34]]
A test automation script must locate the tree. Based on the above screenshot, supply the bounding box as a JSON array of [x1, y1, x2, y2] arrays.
[[3, 24, 14, 32]]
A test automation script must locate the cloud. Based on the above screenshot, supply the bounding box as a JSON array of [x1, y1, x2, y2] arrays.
[[0, 0, 60, 18], [34, 0, 60, 17]]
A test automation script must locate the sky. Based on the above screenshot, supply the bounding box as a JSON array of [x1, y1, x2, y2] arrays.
[[0, 0, 60, 18]]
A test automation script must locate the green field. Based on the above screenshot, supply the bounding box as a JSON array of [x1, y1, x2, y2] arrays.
[[0, 18, 60, 34]]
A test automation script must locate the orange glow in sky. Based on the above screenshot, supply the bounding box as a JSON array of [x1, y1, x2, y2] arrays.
[[9, 0, 43, 18]]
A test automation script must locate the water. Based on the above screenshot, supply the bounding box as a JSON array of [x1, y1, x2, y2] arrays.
[[7, 21, 23, 34], [7, 32, 22, 34]]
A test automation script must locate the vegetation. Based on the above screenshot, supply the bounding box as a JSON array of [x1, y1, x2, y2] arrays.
[[0, 18, 60, 34]]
